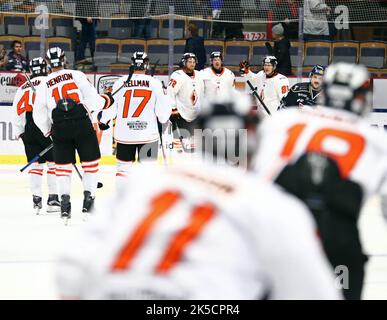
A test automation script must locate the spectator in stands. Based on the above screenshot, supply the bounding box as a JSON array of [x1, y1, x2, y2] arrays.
[[77, 17, 98, 65], [132, 0, 156, 39], [273, 0, 299, 40], [184, 23, 206, 70], [0, 47, 7, 70], [6, 41, 28, 72], [266, 23, 292, 76], [75, 0, 99, 67], [303, 0, 331, 41]]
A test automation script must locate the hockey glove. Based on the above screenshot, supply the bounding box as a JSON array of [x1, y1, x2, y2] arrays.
[[239, 60, 250, 75], [101, 92, 115, 109], [97, 111, 110, 131]]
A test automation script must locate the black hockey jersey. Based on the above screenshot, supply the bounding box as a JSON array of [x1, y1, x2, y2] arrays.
[[279, 82, 321, 109]]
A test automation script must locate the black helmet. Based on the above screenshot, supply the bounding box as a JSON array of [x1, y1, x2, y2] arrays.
[[29, 57, 47, 78], [309, 64, 325, 78], [131, 51, 149, 71], [321, 62, 372, 117], [45, 47, 65, 68], [194, 91, 259, 168], [180, 52, 198, 68]]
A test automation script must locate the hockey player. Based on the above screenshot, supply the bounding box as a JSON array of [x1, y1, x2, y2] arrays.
[[167, 52, 204, 151], [253, 62, 387, 299], [200, 51, 235, 98], [279, 64, 325, 109], [56, 91, 341, 300], [33, 47, 114, 222], [240, 55, 289, 116], [12, 57, 60, 214], [97, 52, 171, 185]]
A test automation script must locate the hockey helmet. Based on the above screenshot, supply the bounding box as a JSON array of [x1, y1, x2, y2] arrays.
[[194, 90, 259, 168], [321, 62, 372, 117], [131, 51, 149, 71], [180, 52, 198, 68], [210, 51, 223, 63], [262, 55, 278, 69], [29, 57, 48, 78], [46, 47, 65, 68], [309, 65, 325, 78]]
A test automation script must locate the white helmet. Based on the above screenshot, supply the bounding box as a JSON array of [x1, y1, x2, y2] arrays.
[[262, 55, 278, 69], [131, 51, 149, 70], [46, 47, 65, 68], [321, 62, 372, 117]]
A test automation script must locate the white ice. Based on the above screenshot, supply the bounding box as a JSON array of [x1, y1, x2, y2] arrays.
[[0, 164, 386, 300]]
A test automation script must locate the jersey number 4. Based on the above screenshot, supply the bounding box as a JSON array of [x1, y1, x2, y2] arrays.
[[17, 90, 35, 115], [122, 89, 152, 118], [111, 190, 215, 274], [281, 123, 365, 178]]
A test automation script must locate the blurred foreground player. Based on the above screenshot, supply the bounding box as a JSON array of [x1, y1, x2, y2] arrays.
[[12, 57, 60, 214], [56, 91, 340, 300], [33, 47, 113, 223], [253, 62, 387, 299]]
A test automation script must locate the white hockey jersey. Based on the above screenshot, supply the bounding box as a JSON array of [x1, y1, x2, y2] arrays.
[[200, 67, 235, 98], [167, 69, 204, 122], [33, 69, 109, 137], [254, 106, 387, 202], [56, 159, 340, 300], [12, 76, 46, 139], [244, 70, 289, 116], [99, 74, 172, 144]]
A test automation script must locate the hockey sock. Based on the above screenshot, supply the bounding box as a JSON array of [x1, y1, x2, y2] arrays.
[[28, 162, 44, 197], [56, 163, 73, 197], [81, 159, 99, 197], [46, 161, 57, 195], [116, 160, 134, 189]]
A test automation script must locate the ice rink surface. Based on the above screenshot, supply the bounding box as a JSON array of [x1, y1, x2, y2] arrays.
[[0, 164, 387, 300]]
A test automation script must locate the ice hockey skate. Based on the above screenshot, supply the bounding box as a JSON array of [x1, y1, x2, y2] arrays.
[[60, 194, 71, 225], [82, 191, 95, 213], [32, 195, 42, 215], [46, 194, 61, 213]]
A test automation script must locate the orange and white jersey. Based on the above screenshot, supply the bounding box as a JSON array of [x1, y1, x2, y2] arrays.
[[56, 159, 340, 300], [244, 70, 289, 116], [167, 69, 204, 122], [12, 76, 46, 138], [99, 74, 171, 145], [253, 106, 387, 201], [33, 69, 109, 136], [200, 67, 235, 98]]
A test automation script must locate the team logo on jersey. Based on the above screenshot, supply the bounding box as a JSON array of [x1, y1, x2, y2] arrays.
[[97, 75, 121, 94], [191, 90, 198, 105]]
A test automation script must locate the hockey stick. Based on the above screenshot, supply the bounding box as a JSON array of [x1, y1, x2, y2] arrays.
[[111, 65, 135, 97], [246, 80, 271, 116], [22, 70, 36, 93], [161, 80, 189, 153], [20, 143, 53, 172], [73, 163, 103, 189]]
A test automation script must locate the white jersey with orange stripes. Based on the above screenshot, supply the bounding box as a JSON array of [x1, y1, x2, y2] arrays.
[[99, 73, 171, 145], [200, 66, 235, 98], [167, 69, 204, 122], [33, 68, 109, 137], [244, 70, 289, 116], [253, 106, 387, 201], [56, 160, 340, 300], [12, 75, 46, 138]]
